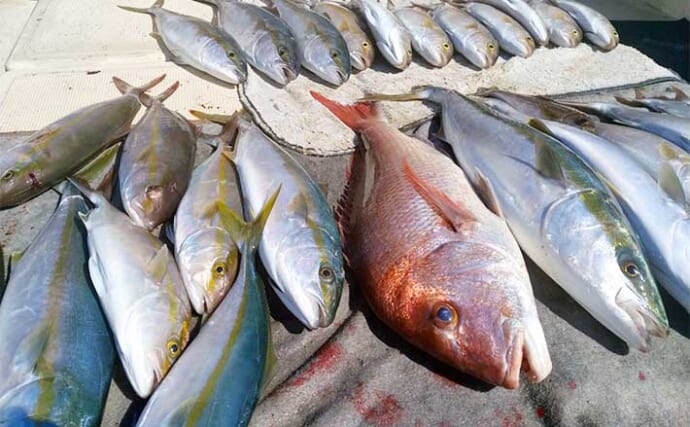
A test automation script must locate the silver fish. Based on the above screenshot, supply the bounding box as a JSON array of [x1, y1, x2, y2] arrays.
[[369, 87, 669, 352], [550, 0, 618, 50], [118, 82, 197, 231], [430, 4, 499, 69], [272, 0, 351, 85], [0, 75, 164, 208], [529, 119, 690, 314], [352, 0, 412, 69], [191, 110, 345, 329], [530, 0, 582, 47], [465, 2, 536, 58], [616, 89, 690, 119], [562, 100, 690, 152], [119, 0, 248, 84], [174, 121, 244, 315], [315, 1, 375, 70], [461, 0, 549, 45], [196, 0, 300, 86], [72, 180, 192, 398], [395, 7, 454, 67], [0, 184, 114, 426], [136, 191, 278, 427]]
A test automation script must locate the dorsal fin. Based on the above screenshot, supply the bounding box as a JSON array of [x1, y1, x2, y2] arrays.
[[527, 120, 566, 182], [659, 144, 680, 161], [402, 161, 476, 232]]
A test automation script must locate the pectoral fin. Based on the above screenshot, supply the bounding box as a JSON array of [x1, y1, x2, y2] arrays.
[[14, 323, 51, 375], [146, 246, 170, 284], [402, 161, 476, 232], [473, 168, 503, 217], [658, 162, 687, 208]]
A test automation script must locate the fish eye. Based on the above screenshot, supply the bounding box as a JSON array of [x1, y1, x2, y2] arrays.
[[228, 51, 237, 59], [167, 339, 181, 358], [330, 51, 339, 59], [212, 261, 226, 277], [406, 49, 413, 56], [622, 262, 640, 278], [432, 303, 457, 328], [319, 266, 335, 282], [613, 31, 619, 37], [442, 43, 451, 51], [278, 47, 288, 58], [526, 36, 533, 42], [487, 42, 496, 51], [362, 41, 369, 48], [1, 170, 14, 181], [572, 29, 579, 35]]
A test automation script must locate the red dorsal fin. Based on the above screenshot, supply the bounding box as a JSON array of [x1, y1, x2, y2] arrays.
[[402, 161, 476, 233], [311, 91, 378, 130]]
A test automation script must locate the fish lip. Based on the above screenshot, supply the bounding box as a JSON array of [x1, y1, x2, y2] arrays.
[[281, 64, 299, 83], [615, 287, 669, 352], [350, 53, 367, 71], [501, 328, 525, 390]]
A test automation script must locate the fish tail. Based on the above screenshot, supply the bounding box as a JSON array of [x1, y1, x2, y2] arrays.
[[217, 187, 281, 252], [67, 177, 109, 208], [614, 95, 637, 108], [117, 0, 164, 14], [310, 91, 379, 131], [190, 109, 243, 151], [139, 81, 179, 107], [112, 74, 166, 96]]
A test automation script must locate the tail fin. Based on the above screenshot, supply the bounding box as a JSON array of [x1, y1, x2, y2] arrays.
[[68, 177, 110, 208], [217, 187, 281, 252], [118, 0, 164, 14], [310, 91, 379, 130], [191, 109, 243, 150], [112, 74, 166, 96], [139, 81, 179, 107]]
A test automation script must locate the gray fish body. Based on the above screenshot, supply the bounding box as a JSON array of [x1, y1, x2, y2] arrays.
[[119, 101, 196, 231], [551, 0, 618, 50], [272, 0, 350, 85], [0, 93, 139, 208], [395, 7, 453, 67], [532, 120, 690, 314], [566, 101, 690, 152], [352, 0, 412, 69], [209, 1, 301, 86], [471, 0, 549, 45], [123, 4, 248, 84], [616, 96, 690, 119], [0, 185, 114, 426], [315, 1, 375, 70], [78, 187, 192, 398], [431, 5, 498, 69], [420, 87, 667, 351], [230, 118, 344, 329], [465, 3, 536, 57], [530, 1, 582, 47], [174, 146, 243, 315]]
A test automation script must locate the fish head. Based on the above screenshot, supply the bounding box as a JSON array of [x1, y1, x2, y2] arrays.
[[465, 36, 499, 69], [253, 32, 300, 86], [202, 39, 249, 85], [543, 190, 668, 351], [421, 32, 454, 68], [349, 37, 375, 71], [119, 298, 191, 398], [126, 183, 180, 231], [587, 24, 619, 51], [393, 242, 550, 388], [551, 22, 582, 48], [304, 35, 351, 86], [378, 29, 413, 70], [177, 229, 240, 314], [513, 35, 536, 58], [0, 159, 38, 208], [274, 228, 345, 329]]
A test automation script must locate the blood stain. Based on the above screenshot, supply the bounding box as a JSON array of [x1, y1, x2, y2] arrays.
[[639, 371, 647, 381], [536, 407, 545, 418], [351, 383, 404, 427], [285, 342, 343, 388], [567, 381, 577, 390]]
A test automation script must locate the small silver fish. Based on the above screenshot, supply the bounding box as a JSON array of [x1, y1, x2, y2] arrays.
[[119, 0, 248, 84], [550, 0, 618, 50], [616, 89, 690, 119], [530, 1, 582, 47], [272, 0, 351, 85], [430, 4, 499, 69], [465, 2, 536, 58], [395, 7, 454, 67], [315, 1, 375, 70], [463, 0, 549, 45], [352, 0, 412, 69]]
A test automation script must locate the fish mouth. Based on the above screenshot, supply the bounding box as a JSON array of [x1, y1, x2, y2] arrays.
[[500, 319, 552, 388], [615, 287, 669, 352], [350, 53, 367, 71], [318, 67, 349, 86], [280, 64, 299, 84]]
